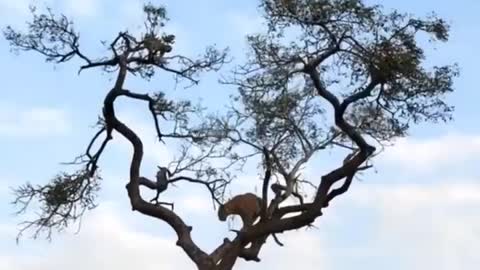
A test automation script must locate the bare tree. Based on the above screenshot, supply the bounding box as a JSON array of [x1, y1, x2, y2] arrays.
[[4, 1, 458, 270]]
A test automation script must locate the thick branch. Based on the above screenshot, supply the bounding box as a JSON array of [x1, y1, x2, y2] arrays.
[[101, 60, 212, 269], [339, 80, 379, 115], [118, 89, 164, 141], [78, 58, 118, 74], [307, 69, 375, 153]]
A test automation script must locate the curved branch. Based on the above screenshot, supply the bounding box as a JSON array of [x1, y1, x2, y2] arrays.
[[117, 89, 164, 142], [78, 58, 118, 74], [102, 61, 212, 269], [306, 68, 375, 153]]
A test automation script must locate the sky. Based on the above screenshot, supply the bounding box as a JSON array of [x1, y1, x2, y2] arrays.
[[0, 0, 479, 269]]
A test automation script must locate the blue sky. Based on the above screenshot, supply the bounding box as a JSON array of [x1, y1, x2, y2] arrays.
[[0, 0, 479, 269]]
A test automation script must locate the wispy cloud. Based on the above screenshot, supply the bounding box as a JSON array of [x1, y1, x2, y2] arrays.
[[237, 231, 331, 270], [326, 181, 480, 269], [0, 202, 331, 270], [348, 182, 480, 206], [62, 0, 99, 18], [0, 104, 71, 138], [179, 194, 212, 214], [380, 132, 480, 171], [0, 203, 194, 270]]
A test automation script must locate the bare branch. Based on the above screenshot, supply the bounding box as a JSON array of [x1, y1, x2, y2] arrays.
[[169, 176, 230, 206]]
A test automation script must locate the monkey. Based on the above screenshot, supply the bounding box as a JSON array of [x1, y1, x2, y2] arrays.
[[150, 166, 174, 210], [218, 193, 262, 227], [155, 166, 171, 192], [270, 183, 304, 205]]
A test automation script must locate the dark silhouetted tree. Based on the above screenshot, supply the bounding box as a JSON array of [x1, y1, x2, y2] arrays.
[[4, 1, 458, 270]]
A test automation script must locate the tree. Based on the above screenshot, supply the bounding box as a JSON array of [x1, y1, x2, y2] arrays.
[[3, 1, 458, 270]]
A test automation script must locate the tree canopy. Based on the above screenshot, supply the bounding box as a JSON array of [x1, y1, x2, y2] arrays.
[[3, 1, 458, 270]]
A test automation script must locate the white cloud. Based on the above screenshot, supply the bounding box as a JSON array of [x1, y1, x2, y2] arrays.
[[0, 105, 71, 137], [0, 224, 15, 238], [380, 133, 480, 171], [230, 174, 262, 192], [63, 0, 99, 18], [0, 203, 195, 270], [236, 231, 331, 270], [2, 178, 479, 270], [332, 182, 480, 269], [0, 186, 9, 198], [180, 195, 211, 214], [0, 202, 332, 270], [348, 182, 480, 206]]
